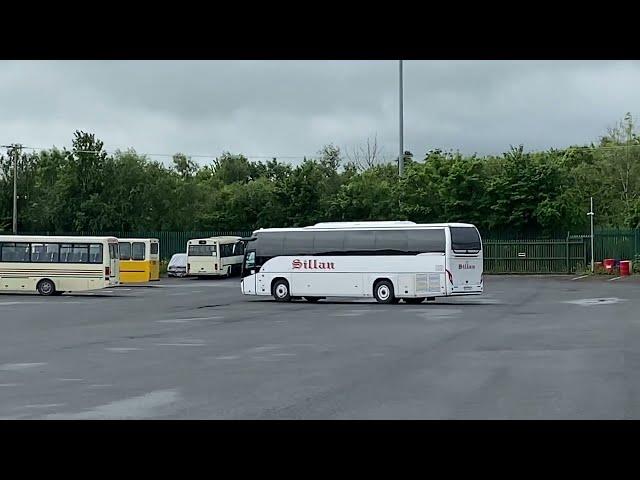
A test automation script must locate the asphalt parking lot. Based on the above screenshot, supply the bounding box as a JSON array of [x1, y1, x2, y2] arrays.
[[0, 274, 638, 419]]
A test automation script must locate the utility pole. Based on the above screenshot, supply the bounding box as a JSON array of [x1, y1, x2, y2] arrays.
[[398, 59, 404, 177], [2, 143, 22, 234], [588, 196, 595, 273]]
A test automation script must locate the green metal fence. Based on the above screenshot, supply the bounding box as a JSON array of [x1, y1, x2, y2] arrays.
[[483, 237, 586, 274], [3, 228, 639, 273]]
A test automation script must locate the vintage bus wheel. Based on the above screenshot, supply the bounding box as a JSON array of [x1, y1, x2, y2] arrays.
[[37, 279, 56, 296], [272, 279, 291, 302], [404, 297, 425, 304], [374, 280, 395, 304]]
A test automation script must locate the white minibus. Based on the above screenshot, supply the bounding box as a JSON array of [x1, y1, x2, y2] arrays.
[[186, 236, 245, 278]]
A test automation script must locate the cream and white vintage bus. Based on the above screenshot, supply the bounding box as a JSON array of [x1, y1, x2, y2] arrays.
[[186, 236, 245, 278], [240, 221, 483, 304], [0, 235, 120, 296]]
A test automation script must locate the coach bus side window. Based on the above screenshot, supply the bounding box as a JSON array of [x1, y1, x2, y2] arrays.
[[255, 232, 284, 265], [313, 231, 345, 255], [150, 243, 159, 255], [374, 230, 408, 255], [284, 232, 315, 256], [407, 229, 446, 254], [344, 231, 375, 255]]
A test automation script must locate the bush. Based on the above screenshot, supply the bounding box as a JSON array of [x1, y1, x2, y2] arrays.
[[159, 260, 169, 277]]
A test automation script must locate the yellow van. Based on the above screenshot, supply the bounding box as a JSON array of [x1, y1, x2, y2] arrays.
[[118, 238, 160, 283]]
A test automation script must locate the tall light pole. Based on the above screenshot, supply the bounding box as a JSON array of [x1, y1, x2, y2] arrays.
[[588, 196, 595, 273], [398, 59, 404, 177], [2, 144, 21, 234]]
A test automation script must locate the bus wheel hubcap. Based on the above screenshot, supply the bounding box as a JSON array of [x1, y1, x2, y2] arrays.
[[277, 285, 287, 297], [42, 283, 52, 294], [378, 285, 389, 300]]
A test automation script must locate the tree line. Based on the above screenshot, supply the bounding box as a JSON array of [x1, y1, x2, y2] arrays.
[[1, 114, 639, 236]]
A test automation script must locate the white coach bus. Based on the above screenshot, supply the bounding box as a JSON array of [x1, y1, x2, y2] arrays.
[[240, 221, 483, 304], [0, 235, 120, 296], [187, 236, 245, 278]]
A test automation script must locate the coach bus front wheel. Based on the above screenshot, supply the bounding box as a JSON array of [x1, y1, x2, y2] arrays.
[[272, 279, 291, 302]]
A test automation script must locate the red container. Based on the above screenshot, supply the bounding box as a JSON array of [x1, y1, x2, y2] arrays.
[[603, 259, 616, 271], [620, 261, 631, 276]]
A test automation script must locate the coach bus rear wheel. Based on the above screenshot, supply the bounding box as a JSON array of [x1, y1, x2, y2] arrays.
[[374, 280, 395, 304], [272, 279, 291, 302]]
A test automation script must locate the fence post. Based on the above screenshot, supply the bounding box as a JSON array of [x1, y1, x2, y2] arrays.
[[566, 231, 570, 273]]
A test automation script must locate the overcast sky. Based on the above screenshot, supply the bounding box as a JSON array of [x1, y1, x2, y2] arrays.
[[1, 60, 638, 164]]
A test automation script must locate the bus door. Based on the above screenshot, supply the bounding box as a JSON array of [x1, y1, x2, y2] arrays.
[[241, 250, 257, 294], [108, 242, 120, 285]]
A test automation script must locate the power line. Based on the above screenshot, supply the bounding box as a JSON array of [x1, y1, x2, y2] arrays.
[[6, 145, 313, 160]]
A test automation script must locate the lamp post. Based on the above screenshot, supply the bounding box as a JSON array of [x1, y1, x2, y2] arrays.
[[587, 197, 595, 272], [398, 60, 404, 177]]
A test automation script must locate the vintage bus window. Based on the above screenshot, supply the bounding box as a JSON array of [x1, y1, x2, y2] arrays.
[[150, 243, 159, 255], [89, 244, 103, 264], [119, 242, 131, 261], [30, 243, 59, 262], [1, 243, 30, 262], [188, 244, 216, 256], [132, 242, 146, 261]]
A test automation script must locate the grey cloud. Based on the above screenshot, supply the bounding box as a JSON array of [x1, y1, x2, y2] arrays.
[[0, 60, 638, 163]]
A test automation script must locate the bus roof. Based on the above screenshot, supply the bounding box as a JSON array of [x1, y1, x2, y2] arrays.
[[0, 235, 119, 243], [187, 236, 241, 243], [117, 238, 159, 243], [253, 222, 476, 234]]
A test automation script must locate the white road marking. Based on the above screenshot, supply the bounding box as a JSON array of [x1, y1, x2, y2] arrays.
[[0, 362, 47, 371], [215, 355, 240, 360], [608, 276, 622, 282], [105, 347, 141, 352], [0, 383, 21, 387], [250, 345, 282, 352], [88, 384, 113, 388], [0, 301, 45, 306], [417, 308, 463, 320], [57, 378, 83, 382], [155, 343, 206, 347], [571, 275, 590, 280], [21, 403, 66, 409], [272, 353, 296, 357], [565, 297, 627, 306], [157, 283, 236, 288], [44, 389, 180, 419], [156, 316, 222, 324]]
